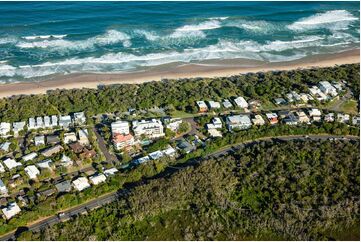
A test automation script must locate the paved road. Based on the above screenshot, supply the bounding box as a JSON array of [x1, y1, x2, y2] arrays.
[[0, 134, 359, 241], [92, 126, 119, 164]]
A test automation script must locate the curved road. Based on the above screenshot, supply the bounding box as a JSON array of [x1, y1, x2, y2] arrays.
[[0, 134, 359, 241]]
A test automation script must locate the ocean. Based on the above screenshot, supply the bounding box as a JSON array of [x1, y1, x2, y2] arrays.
[[0, 1, 359, 83]]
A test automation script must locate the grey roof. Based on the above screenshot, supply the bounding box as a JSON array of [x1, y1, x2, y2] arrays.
[[55, 180, 72, 193]]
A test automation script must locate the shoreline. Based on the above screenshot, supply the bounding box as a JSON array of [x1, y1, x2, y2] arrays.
[[0, 49, 359, 99]]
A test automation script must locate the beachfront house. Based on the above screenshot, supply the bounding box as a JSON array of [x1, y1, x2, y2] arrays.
[[222, 99, 233, 109], [73, 112, 86, 125], [132, 119, 164, 138], [1, 202, 21, 220], [196, 101, 208, 112], [111, 120, 130, 135], [59, 115, 72, 128], [12, 121, 26, 134], [0, 122, 11, 136], [233, 96, 248, 108], [226, 115, 251, 131], [24, 165, 40, 180], [165, 118, 183, 132], [207, 101, 221, 110], [319, 81, 338, 97]]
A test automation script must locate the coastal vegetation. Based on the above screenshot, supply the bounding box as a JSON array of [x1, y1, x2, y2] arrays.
[[17, 139, 360, 241], [0, 64, 359, 122]]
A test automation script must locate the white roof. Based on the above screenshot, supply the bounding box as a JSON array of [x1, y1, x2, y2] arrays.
[[89, 174, 107, 185], [25, 165, 40, 179], [208, 129, 222, 137], [0, 162, 5, 173], [0, 142, 11, 151], [2, 202, 21, 220], [61, 154, 73, 167], [309, 108, 321, 116], [196, 101, 207, 108], [34, 136, 45, 143], [136, 156, 150, 164], [213, 117, 222, 124], [266, 113, 278, 119], [208, 101, 221, 109], [12, 121, 26, 131], [104, 167, 119, 176], [0, 179, 7, 193], [37, 159, 53, 169], [162, 146, 177, 156], [3, 158, 22, 170], [72, 177, 91, 191], [227, 115, 251, 124], [234, 96, 248, 108], [149, 150, 164, 160], [222, 99, 233, 108], [22, 152, 38, 162]]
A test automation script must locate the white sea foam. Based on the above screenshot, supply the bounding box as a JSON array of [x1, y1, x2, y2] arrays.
[[225, 20, 278, 33], [23, 34, 67, 40], [16, 30, 131, 51], [175, 19, 222, 32], [288, 10, 358, 31]]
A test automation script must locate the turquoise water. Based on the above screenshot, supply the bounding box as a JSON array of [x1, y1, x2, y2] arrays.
[[0, 1, 359, 82]]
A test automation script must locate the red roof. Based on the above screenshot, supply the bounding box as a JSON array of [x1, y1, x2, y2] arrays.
[[113, 133, 134, 143]]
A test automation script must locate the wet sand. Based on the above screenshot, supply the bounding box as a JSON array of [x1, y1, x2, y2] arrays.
[[0, 49, 359, 99]]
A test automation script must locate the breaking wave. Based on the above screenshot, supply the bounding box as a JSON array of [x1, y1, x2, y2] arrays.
[[288, 10, 358, 31], [22, 34, 67, 40]]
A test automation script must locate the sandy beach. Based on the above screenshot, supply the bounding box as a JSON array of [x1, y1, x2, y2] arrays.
[[0, 49, 359, 99]]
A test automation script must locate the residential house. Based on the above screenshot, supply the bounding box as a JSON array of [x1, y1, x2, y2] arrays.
[[266, 113, 279, 125], [248, 100, 261, 110], [78, 129, 89, 145], [206, 117, 222, 130], [72, 177, 91, 191], [12, 122, 26, 134], [113, 133, 135, 150], [22, 152, 37, 162], [133, 156, 150, 165], [176, 139, 195, 154], [59, 115, 72, 128], [324, 113, 335, 122], [207, 101, 221, 109], [251, 114, 265, 126], [37, 188, 56, 198], [73, 112, 86, 125], [111, 120, 130, 135], [165, 118, 183, 132], [337, 113, 350, 124], [319, 81, 338, 96], [208, 128, 222, 138], [222, 99, 233, 109], [283, 113, 298, 125], [34, 136, 45, 146], [3, 158, 21, 170], [308, 109, 322, 122], [79, 149, 96, 160], [0, 162, 5, 173], [0, 122, 11, 136], [64, 132, 77, 144], [149, 150, 164, 160], [234, 96, 248, 108], [352, 116, 360, 126], [60, 154, 73, 167], [291, 91, 301, 102], [37, 159, 53, 170], [196, 101, 208, 112], [1, 202, 21, 220], [0, 179, 8, 195], [132, 119, 164, 138], [274, 98, 286, 105], [43, 116, 51, 128], [51, 115, 58, 127], [278, 111, 290, 119], [0, 142, 11, 152], [28, 118, 36, 130], [55, 180, 72, 193], [309, 86, 328, 101], [285, 93, 294, 103], [47, 135, 60, 144], [299, 93, 309, 103], [226, 115, 252, 131], [104, 168, 119, 177], [24, 165, 40, 179], [89, 174, 107, 185], [36, 117, 44, 129], [41, 145, 63, 157], [69, 142, 84, 154], [162, 146, 177, 157], [295, 111, 310, 123]]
